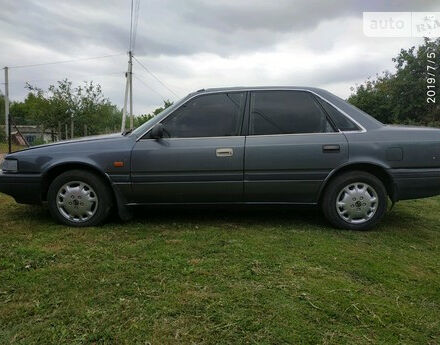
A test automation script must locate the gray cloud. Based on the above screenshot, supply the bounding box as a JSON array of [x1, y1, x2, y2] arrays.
[[2, 0, 439, 58], [1, 0, 439, 114]]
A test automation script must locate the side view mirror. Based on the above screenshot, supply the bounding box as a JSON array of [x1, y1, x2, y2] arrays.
[[150, 123, 164, 139]]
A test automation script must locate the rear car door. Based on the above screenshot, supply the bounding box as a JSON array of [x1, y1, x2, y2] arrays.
[[244, 90, 349, 203], [130, 92, 246, 203]]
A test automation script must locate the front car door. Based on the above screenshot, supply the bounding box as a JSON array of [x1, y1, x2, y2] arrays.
[[244, 90, 349, 203], [130, 92, 246, 203]]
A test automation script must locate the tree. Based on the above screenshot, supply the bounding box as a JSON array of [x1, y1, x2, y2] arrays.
[[348, 37, 440, 126], [133, 100, 173, 128], [3, 79, 172, 143], [21, 79, 122, 139]]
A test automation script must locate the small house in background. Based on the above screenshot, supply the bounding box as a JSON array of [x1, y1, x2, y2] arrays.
[[1, 125, 57, 145]]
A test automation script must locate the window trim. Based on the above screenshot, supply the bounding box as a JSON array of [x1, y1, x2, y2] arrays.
[[140, 91, 247, 140], [137, 88, 366, 141]]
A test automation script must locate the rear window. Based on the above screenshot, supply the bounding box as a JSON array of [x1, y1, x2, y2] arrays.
[[317, 98, 361, 131]]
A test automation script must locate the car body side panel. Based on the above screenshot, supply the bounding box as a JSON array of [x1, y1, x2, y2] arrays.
[[244, 133, 349, 203], [130, 137, 245, 203], [344, 126, 440, 169], [2, 135, 135, 203], [8, 136, 133, 176], [343, 126, 440, 201]]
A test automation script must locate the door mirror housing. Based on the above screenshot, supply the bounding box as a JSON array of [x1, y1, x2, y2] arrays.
[[150, 123, 165, 139]]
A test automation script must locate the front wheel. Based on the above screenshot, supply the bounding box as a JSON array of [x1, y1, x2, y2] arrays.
[[47, 170, 113, 227], [322, 171, 388, 231]]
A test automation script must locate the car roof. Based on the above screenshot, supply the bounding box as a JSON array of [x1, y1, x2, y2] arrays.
[[190, 86, 383, 131], [195, 86, 325, 94]]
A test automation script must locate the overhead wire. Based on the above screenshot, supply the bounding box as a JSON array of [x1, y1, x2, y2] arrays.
[[8, 53, 125, 69], [2, 71, 125, 86], [133, 74, 167, 100], [4, 0, 177, 118], [132, 56, 180, 99]]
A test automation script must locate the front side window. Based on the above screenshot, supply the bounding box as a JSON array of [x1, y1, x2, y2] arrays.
[[249, 91, 335, 135], [161, 92, 245, 138]]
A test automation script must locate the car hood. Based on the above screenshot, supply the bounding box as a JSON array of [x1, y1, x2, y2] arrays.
[[17, 133, 123, 152]]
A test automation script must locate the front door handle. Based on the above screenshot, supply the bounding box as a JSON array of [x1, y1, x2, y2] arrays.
[[216, 148, 233, 157], [322, 144, 340, 153]]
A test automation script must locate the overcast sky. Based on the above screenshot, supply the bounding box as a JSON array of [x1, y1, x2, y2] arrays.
[[1, 0, 439, 114]]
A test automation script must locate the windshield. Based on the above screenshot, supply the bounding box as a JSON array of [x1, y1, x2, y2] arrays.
[[131, 94, 192, 136]]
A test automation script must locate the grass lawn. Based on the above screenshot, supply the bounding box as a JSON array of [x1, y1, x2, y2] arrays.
[[0, 194, 439, 344]]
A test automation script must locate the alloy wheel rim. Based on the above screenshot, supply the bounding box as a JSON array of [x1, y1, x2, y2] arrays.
[[56, 181, 98, 223], [336, 182, 378, 224]]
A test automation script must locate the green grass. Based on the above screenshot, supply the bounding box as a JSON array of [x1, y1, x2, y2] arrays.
[[0, 194, 439, 344]]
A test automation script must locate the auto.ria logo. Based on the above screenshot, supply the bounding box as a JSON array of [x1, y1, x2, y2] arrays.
[[363, 12, 440, 37]]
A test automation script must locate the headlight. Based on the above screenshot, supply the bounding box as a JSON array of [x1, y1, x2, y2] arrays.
[[2, 159, 18, 173]]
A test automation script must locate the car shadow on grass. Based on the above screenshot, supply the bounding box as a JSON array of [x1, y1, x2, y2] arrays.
[[4, 201, 327, 232], [126, 205, 335, 230], [9, 199, 427, 233]]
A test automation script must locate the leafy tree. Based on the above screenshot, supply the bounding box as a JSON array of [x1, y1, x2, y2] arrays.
[[133, 100, 173, 128], [348, 37, 440, 126], [3, 79, 173, 143], [21, 79, 122, 139]]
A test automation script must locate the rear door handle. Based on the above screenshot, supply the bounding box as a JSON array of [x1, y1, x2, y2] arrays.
[[322, 144, 340, 153], [216, 148, 233, 157]]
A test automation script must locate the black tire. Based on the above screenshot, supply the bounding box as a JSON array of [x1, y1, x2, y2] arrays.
[[321, 171, 388, 231], [47, 170, 113, 227]]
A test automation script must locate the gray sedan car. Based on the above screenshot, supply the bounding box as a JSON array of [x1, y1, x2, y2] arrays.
[[1, 87, 440, 230]]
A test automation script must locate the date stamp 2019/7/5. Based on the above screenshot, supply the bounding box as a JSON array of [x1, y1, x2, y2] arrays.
[[427, 50, 437, 104]]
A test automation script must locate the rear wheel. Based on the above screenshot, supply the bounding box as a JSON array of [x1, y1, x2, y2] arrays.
[[322, 171, 387, 230], [47, 170, 112, 227]]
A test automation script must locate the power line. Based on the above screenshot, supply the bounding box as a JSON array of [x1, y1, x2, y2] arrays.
[[133, 74, 167, 100], [1, 71, 125, 85], [8, 53, 125, 69], [132, 56, 180, 98]]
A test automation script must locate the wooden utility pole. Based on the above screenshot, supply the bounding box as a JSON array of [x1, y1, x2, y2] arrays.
[[129, 51, 133, 130], [4, 67, 11, 153], [121, 51, 133, 132]]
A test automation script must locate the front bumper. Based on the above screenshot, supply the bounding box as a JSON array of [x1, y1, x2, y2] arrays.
[[0, 171, 43, 204], [390, 168, 440, 201]]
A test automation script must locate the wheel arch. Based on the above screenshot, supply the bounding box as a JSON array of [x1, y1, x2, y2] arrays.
[[41, 162, 113, 202], [318, 162, 395, 204]]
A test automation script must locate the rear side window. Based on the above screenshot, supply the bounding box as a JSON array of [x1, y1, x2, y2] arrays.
[[162, 92, 245, 138], [249, 91, 335, 135], [317, 98, 360, 131]]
